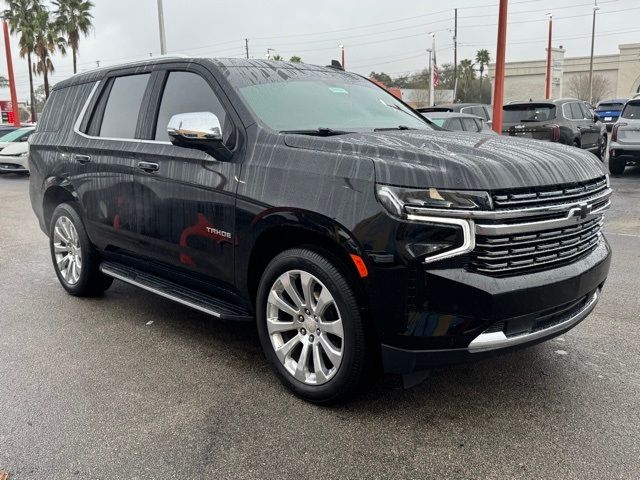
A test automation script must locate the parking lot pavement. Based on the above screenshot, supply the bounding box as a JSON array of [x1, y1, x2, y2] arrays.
[[0, 169, 639, 480]]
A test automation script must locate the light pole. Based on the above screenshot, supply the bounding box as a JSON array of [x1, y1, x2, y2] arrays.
[[2, 19, 20, 126], [492, 0, 509, 134], [588, 1, 600, 104], [157, 0, 167, 55], [545, 13, 553, 99], [339, 44, 345, 69], [428, 33, 435, 107]]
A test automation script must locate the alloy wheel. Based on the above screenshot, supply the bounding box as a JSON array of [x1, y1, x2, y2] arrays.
[[266, 270, 344, 385], [53, 216, 83, 285]]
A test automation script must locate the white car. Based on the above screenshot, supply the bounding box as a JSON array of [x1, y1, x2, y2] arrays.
[[0, 126, 35, 151], [0, 140, 29, 174]]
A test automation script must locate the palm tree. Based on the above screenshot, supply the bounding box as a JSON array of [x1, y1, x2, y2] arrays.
[[3, 0, 43, 121], [475, 49, 491, 103], [458, 59, 476, 102], [0, 75, 8, 88], [52, 0, 93, 74], [32, 8, 66, 98]]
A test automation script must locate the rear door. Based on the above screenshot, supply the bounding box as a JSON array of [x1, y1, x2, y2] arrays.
[[578, 102, 600, 148], [128, 63, 242, 290], [73, 70, 154, 254]]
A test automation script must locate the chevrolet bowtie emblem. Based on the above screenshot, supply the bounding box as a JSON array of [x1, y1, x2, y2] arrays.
[[573, 203, 592, 220]]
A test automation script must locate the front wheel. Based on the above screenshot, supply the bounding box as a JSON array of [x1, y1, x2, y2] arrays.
[[49, 203, 113, 296], [256, 248, 369, 403]]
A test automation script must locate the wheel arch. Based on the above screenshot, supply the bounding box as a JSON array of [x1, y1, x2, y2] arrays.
[[42, 183, 78, 231]]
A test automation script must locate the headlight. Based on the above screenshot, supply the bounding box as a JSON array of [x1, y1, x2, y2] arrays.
[[376, 184, 492, 217]]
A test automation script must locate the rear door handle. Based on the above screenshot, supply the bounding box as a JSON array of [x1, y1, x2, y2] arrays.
[[74, 154, 91, 164], [137, 161, 159, 172]]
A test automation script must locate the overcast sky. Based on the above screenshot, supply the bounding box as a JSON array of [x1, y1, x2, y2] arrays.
[[1, 0, 639, 100]]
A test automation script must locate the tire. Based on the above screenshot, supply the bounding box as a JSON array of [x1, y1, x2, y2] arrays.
[[595, 136, 607, 161], [256, 247, 369, 403], [49, 202, 113, 296], [609, 156, 626, 175]]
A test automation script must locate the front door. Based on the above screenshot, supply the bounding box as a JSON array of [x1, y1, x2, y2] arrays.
[[130, 67, 241, 290]]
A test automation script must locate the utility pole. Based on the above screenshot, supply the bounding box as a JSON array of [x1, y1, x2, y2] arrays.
[[339, 44, 345, 69], [2, 19, 20, 127], [245, 38, 249, 59], [453, 8, 458, 102], [492, 0, 509, 134], [588, 1, 600, 104], [157, 0, 167, 55], [545, 14, 553, 99], [429, 33, 436, 107]]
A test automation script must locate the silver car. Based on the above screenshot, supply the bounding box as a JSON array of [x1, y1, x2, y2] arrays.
[[609, 99, 640, 175]]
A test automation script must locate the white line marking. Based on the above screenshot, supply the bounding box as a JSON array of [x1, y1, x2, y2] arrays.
[[606, 232, 640, 238]]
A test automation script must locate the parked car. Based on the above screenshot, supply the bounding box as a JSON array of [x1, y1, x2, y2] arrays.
[[421, 111, 495, 134], [0, 140, 29, 174], [29, 58, 611, 402], [0, 125, 18, 137], [0, 126, 35, 151], [609, 98, 640, 175], [595, 98, 628, 131], [502, 99, 607, 160], [418, 103, 493, 126]]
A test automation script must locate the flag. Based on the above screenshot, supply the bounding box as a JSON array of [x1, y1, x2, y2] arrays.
[[433, 48, 440, 88]]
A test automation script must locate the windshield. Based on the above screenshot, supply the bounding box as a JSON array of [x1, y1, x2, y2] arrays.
[[503, 104, 556, 123], [597, 103, 624, 111], [0, 128, 31, 142], [621, 102, 640, 119], [238, 79, 430, 132]]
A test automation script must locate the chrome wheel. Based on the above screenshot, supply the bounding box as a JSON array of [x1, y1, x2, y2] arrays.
[[53, 215, 82, 285], [266, 270, 344, 385]]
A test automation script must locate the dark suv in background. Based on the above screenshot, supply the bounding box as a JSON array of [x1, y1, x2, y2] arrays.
[[502, 99, 607, 159], [29, 58, 611, 402]]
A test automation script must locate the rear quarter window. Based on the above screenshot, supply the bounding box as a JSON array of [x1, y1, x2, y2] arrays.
[[37, 84, 95, 133]]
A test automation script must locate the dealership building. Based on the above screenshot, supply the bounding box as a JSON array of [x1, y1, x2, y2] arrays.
[[489, 43, 640, 103]]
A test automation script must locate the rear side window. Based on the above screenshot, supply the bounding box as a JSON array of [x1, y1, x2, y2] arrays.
[[445, 118, 463, 131], [622, 102, 640, 119], [569, 103, 583, 120], [461, 117, 480, 132], [98, 74, 151, 139], [154, 71, 227, 141]]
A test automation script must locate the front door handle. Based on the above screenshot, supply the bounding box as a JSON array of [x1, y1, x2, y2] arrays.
[[74, 154, 91, 164], [137, 161, 159, 172]]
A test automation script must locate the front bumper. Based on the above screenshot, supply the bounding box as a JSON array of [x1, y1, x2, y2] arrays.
[[380, 235, 611, 374], [0, 155, 29, 173]]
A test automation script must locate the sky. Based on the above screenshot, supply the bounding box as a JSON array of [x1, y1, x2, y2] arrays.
[[1, 0, 639, 101]]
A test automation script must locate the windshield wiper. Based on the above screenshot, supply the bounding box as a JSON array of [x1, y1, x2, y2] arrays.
[[374, 125, 415, 132], [280, 128, 353, 137]]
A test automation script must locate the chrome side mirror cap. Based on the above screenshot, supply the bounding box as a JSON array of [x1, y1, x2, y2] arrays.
[[167, 111, 223, 142]]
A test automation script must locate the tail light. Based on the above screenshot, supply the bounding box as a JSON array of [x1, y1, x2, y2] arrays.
[[549, 124, 561, 142], [612, 123, 627, 142]]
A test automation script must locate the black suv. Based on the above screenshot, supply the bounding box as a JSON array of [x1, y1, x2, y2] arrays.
[[29, 58, 612, 402], [502, 99, 607, 160]]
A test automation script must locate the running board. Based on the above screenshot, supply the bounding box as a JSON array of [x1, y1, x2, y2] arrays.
[[99, 261, 253, 322]]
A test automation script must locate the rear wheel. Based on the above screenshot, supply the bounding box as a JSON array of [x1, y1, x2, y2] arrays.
[[609, 156, 626, 175], [49, 203, 113, 296], [256, 248, 369, 403], [596, 135, 607, 160]]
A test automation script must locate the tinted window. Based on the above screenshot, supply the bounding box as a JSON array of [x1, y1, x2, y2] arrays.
[[503, 104, 556, 122], [621, 102, 640, 119], [569, 103, 583, 120], [99, 74, 150, 138], [578, 103, 592, 119], [155, 71, 227, 141], [461, 117, 480, 132], [444, 118, 464, 131]]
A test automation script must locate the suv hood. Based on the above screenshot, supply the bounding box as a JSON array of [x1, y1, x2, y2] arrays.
[[284, 130, 605, 190]]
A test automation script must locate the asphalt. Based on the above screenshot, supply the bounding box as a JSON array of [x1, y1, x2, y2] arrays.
[[0, 165, 639, 480]]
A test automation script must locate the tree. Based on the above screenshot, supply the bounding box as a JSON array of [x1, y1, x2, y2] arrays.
[[32, 7, 67, 99], [475, 49, 491, 103], [53, 0, 93, 75], [457, 59, 476, 102], [289, 55, 302, 63], [33, 83, 48, 111], [271, 54, 283, 61], [0, 75, 8, 88], [369, 71, 393, 85], [3, 0, 43, 122], [566, 73, 612, 104]]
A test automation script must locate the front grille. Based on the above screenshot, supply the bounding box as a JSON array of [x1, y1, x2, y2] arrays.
[[492, 176, 608, 209], [471, 217, 603, 275]]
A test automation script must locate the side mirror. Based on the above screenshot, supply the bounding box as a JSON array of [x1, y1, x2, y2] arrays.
[[593, 113, 600, 122], [167, 112, 231, 160]]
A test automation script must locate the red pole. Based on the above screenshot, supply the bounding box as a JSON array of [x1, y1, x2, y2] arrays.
[[545, 15, 553, 99], [492, 0, 509, 134], [2, 20, 21, 127]]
